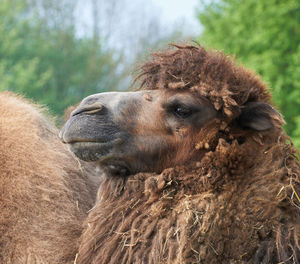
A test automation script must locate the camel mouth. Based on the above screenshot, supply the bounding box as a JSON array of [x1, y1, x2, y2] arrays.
[[67, 139, 131, 177], [68, 140, 116, 162], [68, 142, 108, 161]]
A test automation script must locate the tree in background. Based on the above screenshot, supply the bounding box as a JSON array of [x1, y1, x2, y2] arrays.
[[0, 0, 121, 118], [197, 0, 300, 147], [0, 0, 51, 102]]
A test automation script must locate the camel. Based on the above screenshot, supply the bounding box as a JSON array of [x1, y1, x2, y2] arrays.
[[60, 44, 300, 263], [0, 92, 99, 264]]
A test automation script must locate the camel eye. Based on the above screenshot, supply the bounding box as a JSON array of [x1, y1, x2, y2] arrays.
[[164, 99, 195, 119], [173, 105, 192, 118]]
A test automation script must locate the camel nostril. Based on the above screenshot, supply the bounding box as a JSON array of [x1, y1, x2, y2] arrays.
[[71, 103, 104, 117]]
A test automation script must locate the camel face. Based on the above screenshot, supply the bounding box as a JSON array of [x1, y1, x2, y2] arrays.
[[60, 90, 217, 176]]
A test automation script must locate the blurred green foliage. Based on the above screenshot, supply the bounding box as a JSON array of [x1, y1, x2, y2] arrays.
[[197, 0, 300, 147], [0, 0, 121, 118]]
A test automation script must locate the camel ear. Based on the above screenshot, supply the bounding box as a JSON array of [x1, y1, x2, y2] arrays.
[[237, 102, 285, 131]]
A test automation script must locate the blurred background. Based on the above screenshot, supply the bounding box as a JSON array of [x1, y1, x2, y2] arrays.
[[0, 0, 299, 147]]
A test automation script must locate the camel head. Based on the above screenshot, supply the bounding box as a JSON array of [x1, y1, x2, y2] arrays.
[[60, 88, 282, 177], [60, 90, 217, 176]]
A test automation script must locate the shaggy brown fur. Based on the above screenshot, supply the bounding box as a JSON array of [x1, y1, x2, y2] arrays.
[[137, 44, 271, 120], [0, 92, 98, 264], [76, 45, 300, 263]]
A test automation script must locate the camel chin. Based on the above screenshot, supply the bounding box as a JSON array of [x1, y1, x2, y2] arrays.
[[69, 141, 118, 162], [69, 141, 131, 176]]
